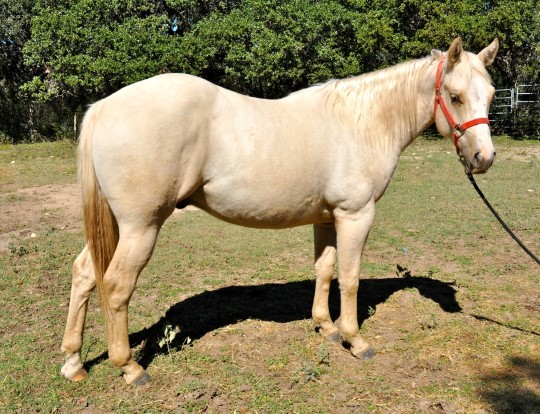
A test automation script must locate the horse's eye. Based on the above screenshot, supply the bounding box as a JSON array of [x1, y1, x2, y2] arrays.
[[450, 94, 461, 105]]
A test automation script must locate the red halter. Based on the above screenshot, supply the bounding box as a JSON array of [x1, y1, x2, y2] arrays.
[[434, 58, 490, 150]]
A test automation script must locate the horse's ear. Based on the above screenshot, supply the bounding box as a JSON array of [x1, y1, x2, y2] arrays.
[[447, 37, 463, 69], [478, 38, 499, 67]]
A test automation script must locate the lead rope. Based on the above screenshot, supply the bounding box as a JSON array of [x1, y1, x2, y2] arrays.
[[460, 156, 540, 266]]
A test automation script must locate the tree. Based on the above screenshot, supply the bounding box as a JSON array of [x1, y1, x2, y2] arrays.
[[22, 0, 408, 101], [176, 0, 404, 97], [11, 0, 540, 141], [23, 0, 183, 104], [486, 0, 540, 86], [394, 0, 539, 87], [0, 0, 36, 141]]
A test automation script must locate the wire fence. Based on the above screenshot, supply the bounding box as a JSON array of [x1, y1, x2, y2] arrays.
[[490, 84, 540, 138]]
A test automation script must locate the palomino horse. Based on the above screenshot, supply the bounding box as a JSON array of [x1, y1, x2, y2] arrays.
[[61, 38, 499, 385]]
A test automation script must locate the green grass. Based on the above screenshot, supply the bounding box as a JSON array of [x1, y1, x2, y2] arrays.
[[0, 140, 77, 190], [0, 137, 539, 413]]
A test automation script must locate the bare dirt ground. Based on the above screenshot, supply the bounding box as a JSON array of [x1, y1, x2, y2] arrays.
[[0, 184, 200, 253], [0, 184, 81, 252]]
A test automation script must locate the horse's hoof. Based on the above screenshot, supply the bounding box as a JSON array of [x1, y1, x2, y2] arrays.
[[324, 331, 341, 343], [130, 370, 152, 386], [60, 356, 88, 382], [63, 367, 88, 382], [353, 347, 376, 360]]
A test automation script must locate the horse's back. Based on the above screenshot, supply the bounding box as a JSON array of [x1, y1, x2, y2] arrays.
[[96, 73, 221, 126]]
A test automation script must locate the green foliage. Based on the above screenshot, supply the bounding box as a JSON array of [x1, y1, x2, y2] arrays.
[[23, 0, 186, 102], [186, 0, 409, 97], [0, 0, 538, 140], [396, 0, 539, 86], [0, 0, 34, 141], [177, 0, 370, 96]]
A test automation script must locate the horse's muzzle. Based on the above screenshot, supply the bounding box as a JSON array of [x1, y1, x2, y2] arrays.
[[468, 149, 496, 174]]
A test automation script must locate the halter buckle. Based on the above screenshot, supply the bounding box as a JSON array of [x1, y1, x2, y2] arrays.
[[453, 124, 464, 138]]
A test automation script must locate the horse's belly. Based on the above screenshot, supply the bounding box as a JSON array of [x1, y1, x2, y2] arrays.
[[189, 184, 332, 229]]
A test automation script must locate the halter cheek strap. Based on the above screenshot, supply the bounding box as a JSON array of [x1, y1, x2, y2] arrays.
[[434, 58, 490, 150]]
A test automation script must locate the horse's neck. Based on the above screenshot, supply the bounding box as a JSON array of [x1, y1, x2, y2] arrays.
[[327, 57, 437, 155]]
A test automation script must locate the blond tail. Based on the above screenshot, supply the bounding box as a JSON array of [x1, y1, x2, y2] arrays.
[[77, 101, 119, 313]]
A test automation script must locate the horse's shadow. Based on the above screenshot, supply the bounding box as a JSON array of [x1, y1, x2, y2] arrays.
[[85, 266, 461, 371]]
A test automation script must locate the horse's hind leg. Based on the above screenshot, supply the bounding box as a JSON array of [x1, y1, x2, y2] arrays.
[[312, 223, 340, 343], [61, 245, 96, 381], [100, 225, 161, 385]]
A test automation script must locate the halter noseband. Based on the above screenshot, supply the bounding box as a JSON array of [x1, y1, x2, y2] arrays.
[[434, 58, 490, 150]]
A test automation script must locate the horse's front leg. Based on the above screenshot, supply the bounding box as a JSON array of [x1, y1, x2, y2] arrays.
[[335, 203, 376, 360], [61, 245, 95, 381], [312, 223, 339, 342]]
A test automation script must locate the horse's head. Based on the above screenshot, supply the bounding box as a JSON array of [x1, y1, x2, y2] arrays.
[[434, 37, 499, 174]]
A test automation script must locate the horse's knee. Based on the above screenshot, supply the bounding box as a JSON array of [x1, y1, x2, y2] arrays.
[[315, 246, 336, 278]]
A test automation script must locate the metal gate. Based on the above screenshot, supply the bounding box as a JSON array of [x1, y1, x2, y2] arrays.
[[490, 88, 514, 135], [490, 84, 540, 137]]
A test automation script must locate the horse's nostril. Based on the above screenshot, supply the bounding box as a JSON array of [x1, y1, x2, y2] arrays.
[[474, 152, 482, 163]]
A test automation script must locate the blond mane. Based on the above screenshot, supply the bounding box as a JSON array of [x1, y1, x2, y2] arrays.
[[297, 55, 438, 153]]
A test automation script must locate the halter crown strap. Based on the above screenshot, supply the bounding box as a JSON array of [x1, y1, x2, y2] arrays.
[[434, 58, 490, 149]]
